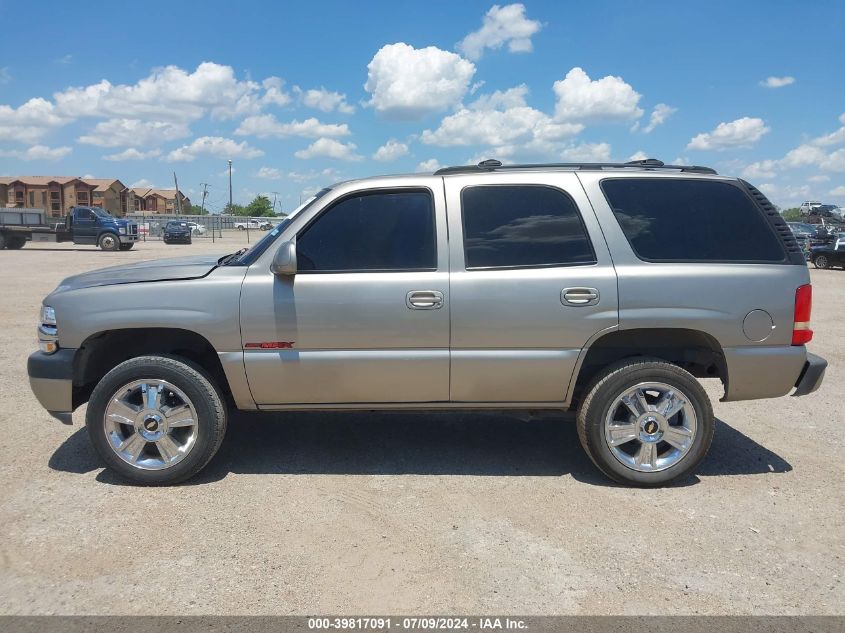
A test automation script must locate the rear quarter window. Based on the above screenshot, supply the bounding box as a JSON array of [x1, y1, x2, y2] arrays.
[[601, 178, 786, 263]]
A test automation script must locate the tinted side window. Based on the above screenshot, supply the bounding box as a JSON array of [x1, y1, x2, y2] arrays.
[[602, 179, 786, 262], [297, 189, 436, 272], [77, 209, 93, 220], [461, 185, 595, 269]]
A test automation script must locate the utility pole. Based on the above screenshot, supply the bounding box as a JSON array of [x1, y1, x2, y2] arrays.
[[227, 160, 233, 212], [271, 191, 280, 215], [199, 183, 212, 243], [173, 172, 182, 215]]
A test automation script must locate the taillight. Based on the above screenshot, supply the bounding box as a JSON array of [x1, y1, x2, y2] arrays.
[[792, 284, 813, 345]]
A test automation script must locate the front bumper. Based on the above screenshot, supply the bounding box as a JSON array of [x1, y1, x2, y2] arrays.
[[27, 349, 75, 423], [119, 234, 138, 244], [793, 352, 827, 397]]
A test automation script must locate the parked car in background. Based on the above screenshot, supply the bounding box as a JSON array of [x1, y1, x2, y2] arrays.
[[800, 201, 823, 215], [185, 222, 207, 236], [234, 219, 273, 231], [27, 159, 826, 487], [810, 236, 845, 269], [162, 221, 192, 244]]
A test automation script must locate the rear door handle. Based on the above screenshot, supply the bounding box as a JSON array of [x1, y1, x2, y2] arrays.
[[406, 290, 444, 310], [562, 287, 600, 306]]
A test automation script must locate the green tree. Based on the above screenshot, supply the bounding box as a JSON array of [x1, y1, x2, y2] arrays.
[[781, 207, 802, 221], [223, 202, 247, 216], [245, 195, 275, 217]]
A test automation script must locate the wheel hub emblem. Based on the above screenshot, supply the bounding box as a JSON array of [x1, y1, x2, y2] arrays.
[[144, 418, 158, 431], [643, 418, 658, 435]]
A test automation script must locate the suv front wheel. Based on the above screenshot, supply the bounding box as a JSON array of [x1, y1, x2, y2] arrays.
[[576, 359, 715, 487], [86, 355, 227, 485]]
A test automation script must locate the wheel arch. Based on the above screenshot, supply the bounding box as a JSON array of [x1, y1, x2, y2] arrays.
[[72, 327, 232, 409], [567, 327, 727, 409]]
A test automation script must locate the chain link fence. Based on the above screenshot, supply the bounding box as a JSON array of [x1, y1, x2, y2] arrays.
[[124, 214, 282, 241]]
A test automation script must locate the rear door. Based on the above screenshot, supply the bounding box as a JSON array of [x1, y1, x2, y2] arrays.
[[445, 172, 618, 404]]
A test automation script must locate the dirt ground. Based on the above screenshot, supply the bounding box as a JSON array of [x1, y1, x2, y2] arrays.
[[0, 235, 842, 615]]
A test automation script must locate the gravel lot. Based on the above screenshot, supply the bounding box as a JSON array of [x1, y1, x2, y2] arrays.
[[0, 236, 842, 615]]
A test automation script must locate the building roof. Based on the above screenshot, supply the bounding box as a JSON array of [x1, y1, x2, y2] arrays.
[[83, 178, 126, 192], [131, 188, 182, 200], [4, 176, 82, 186]]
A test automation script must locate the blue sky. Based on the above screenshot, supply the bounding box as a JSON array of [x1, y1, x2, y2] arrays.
[[1, 0, 843, 211]]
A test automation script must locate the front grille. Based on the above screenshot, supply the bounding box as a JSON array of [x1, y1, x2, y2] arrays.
[[740, 179, 805, 265]]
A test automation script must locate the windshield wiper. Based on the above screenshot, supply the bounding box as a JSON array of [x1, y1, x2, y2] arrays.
[[218, 248, 248, 266]]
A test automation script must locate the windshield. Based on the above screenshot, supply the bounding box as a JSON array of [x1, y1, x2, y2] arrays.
[[167, 221, 188, 228], [236, 188, 331, 265], [92, 207, 112, 218]]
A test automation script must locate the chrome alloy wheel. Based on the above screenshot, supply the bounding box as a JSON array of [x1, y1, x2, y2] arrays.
[[604, 381, 697, 473], [104, 379, 198, 470]]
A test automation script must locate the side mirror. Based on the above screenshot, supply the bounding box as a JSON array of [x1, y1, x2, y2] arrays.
[[271, 240, 297, 276]]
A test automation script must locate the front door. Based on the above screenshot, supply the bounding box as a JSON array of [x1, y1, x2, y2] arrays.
[[444, 173, 618, 403], [71, 208, 97, 244], [240, 184, 450, 405]]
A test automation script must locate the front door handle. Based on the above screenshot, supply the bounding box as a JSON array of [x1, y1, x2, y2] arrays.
[[562, 287, 600, 306], [407, 290, 444, 310]]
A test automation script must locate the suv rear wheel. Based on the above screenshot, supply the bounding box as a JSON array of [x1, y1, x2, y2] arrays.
[[86, 355, 227, 485], [576, 359, 714, 487]]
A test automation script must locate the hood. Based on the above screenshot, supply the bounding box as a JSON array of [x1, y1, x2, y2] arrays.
[[53, 254, 223, 291]]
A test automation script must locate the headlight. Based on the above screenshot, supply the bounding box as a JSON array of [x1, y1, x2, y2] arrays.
[[38, 305, 58, 353], [119, 226, 127, 234], [41, 305, 56, 326]]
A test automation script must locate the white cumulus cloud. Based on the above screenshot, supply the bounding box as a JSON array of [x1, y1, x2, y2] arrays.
[[687, 117, 770, 151], [457, 3, 543, 61], [166, 136, 263, 162], [641, 103, 677, 134], [416, 159, 441, 172], [295, 138, 362, 161], [53, 62, 284, 122], [297, 87, 355, 113], [0, 144, 72, 161], [255, 167, 284, 180], [0, 97, 69, 143], [373, 139, 409, 162], [78, 118, 190, 147], [560, 142, 612, 162], [760, 76, 795, 88], [103, 148, 162, 161], [553, 67, 643, 122], [364, 43, 476, 120], [421, 85, 582, 155], [235, 114, 350, 139]]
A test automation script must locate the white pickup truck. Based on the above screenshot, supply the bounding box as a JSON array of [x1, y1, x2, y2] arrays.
[[234, 219, 272, 231]]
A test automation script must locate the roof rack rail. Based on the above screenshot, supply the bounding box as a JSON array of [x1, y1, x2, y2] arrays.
[[434, 158, 717, 176]]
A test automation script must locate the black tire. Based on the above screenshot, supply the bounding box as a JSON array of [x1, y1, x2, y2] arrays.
[[813, 255, 829, 269], [6, 235, 25, 249], [86, 355, 228, 485], [119, 243, 134, 251], [98, 233, 119, 251], [576, 358, 715, 487]]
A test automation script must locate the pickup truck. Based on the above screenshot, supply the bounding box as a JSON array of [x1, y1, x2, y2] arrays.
[[0, 206, 139, 251], [234, 219, 273, 231]]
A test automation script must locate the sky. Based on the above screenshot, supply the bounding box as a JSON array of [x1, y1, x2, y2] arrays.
[[0, 0, 843, 212]]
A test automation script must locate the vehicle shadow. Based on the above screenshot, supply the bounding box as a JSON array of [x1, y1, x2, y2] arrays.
[[48, 412, 791, 487]]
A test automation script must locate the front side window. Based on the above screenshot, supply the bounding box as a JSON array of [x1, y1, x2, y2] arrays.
[[461, 185, 595, 269], [296, 189, 436, 272], [602, 179, 786, 262]]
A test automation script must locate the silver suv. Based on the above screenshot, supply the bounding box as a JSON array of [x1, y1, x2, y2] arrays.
[[27, 159, 827, 486]]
